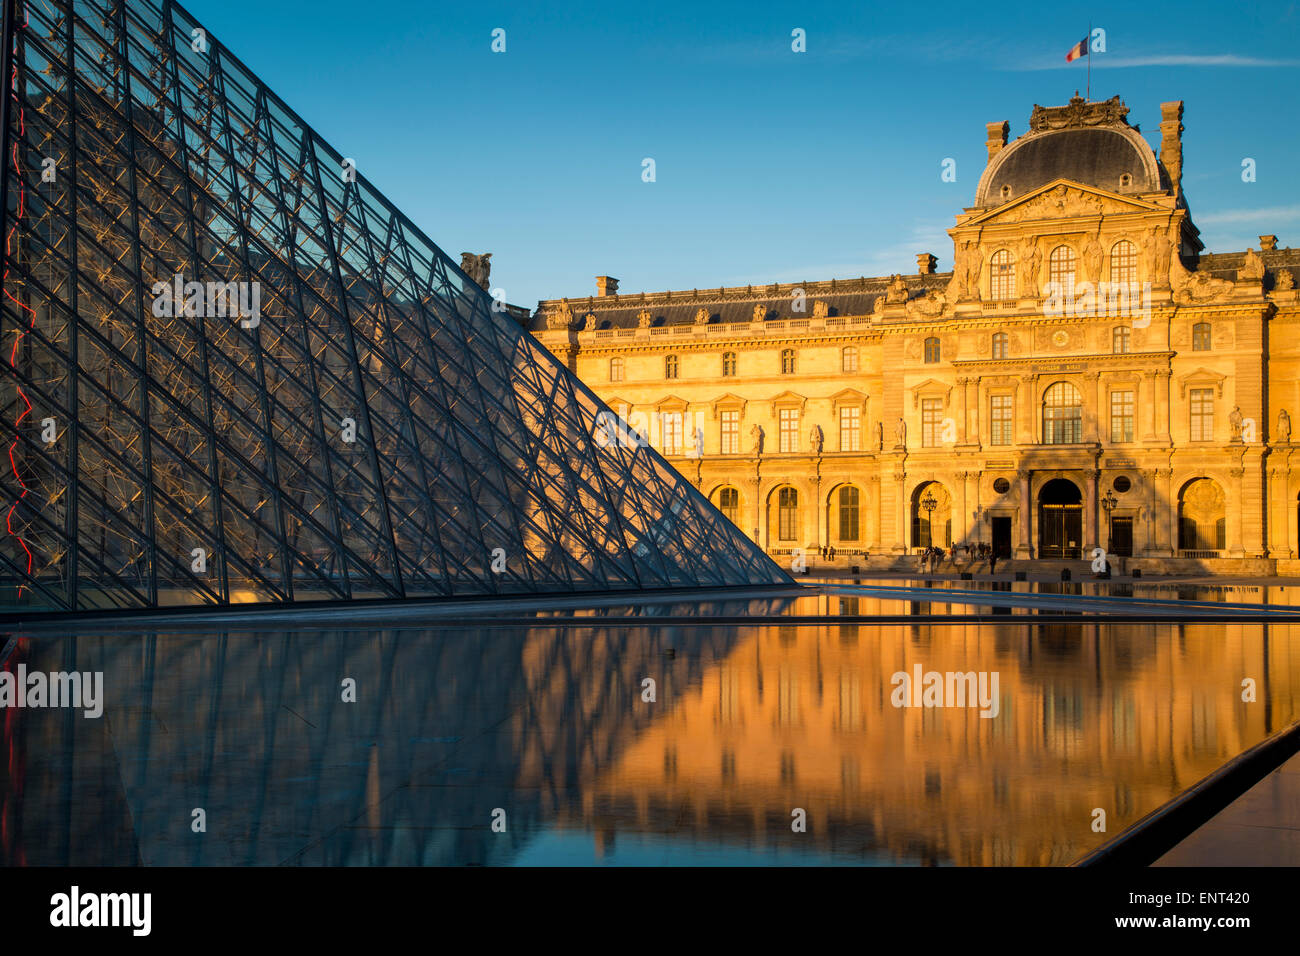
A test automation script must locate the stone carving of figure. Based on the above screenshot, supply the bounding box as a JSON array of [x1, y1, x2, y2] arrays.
[[689, 426, 704, 458], [459, 252, 492, 290], [547, 300, 573, 330], [1277, 269, 1296, 291], [750, 424, 765, 455], [752, 304, 767, 323], [1020, 240, 1042, 292], [809, 424, 823, 455], [965, 244, 983, 297], [1239, 248, 1265, 281], [1279, 409, 1292, 443], [694, 307, 709, 325], [637, 309, 652, 328], [1229, 405, 1244, 441], [876, 420, 884, 451], [812, 299, 829, 319], [1083, 234, 1104, 283], [894, 417, 907, 449], [583, 312, 597, 331], [1148, 227, 1172, 286], [885, 274, 909, 304]]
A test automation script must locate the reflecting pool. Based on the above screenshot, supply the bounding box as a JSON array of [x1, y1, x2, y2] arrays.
[[2, 589, 1298, 865]]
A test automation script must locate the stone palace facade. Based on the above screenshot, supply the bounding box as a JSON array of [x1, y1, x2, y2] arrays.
[[529, 96, 1300, 575]]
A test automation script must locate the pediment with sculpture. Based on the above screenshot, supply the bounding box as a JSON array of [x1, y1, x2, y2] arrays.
[[967, 180, 1161, 228]]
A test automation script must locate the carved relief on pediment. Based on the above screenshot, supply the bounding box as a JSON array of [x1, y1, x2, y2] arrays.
[[997, 185, 1108, 223]]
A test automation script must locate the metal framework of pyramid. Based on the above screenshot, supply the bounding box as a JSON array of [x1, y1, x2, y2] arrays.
[[0, 0, 787, 612]]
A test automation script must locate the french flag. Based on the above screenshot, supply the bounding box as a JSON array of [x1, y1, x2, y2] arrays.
[[1065, 37, 1088, 62]]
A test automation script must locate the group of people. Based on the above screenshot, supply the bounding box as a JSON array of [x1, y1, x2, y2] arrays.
[[818, 545, 840, 560], [918, 542, 1001, 574]]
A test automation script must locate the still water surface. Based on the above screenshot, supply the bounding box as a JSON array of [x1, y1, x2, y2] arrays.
[[2, 591, 1297, 865]]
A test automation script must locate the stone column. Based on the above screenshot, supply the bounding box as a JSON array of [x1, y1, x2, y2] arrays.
[[1017, 468, 1033, 558], [1142, 371, 1158, 441], [1018, 374, 1037, 445], [1158, 467, 1175, 555], [1269, 466, 1287, 557], [1085, 469, 1099, 554], [1229, 466, 1245, 556], [969, 377, 981, 446], [957, 377, 969, 444], [809, 474, 822, 554], [1156, 370, 1171, 442], [869, 474, 882, 551], [1085, 371, 1102, 444], [1142, 470, 1158, 555], [895, 468, 908, 552], [957, 470, 969, 544]]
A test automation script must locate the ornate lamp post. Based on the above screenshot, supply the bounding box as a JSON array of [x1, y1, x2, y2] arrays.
[[920, 489, 937, 550], [1101, 489, 1118, 555]]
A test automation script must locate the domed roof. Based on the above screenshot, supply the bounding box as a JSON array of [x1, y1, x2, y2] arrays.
[[975, 97, 1163, 207]]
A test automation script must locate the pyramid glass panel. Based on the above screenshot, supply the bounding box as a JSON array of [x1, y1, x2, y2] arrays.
[[0, 0, 788, 612]]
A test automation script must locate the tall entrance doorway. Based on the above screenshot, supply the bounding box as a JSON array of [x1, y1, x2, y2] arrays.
[[1038, 478, 1082, 559]]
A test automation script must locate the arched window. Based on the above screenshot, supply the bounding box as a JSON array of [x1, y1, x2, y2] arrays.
[[1042, 381, 1083, 444], [838, 486, 860, 541], [1110, 240, 1137, 285], [923, 337, 941, 363], [778, 487, 799, 541], [990, 249, 1016, 299], [841, 346, 858, 373], [1112, 325, 1131, 354], [716, 487, 739, 523], [665, 354, 678, 379], [781, 348, 796, 374], [1049, 245, 1077, 292], [1192, 322, 1211, 351], [992, 331, 1009, 359], [609, 356, 624, 382], [722, 351, 737, 376]]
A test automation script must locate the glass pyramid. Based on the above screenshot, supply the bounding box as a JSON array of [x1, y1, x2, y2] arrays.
[[0, 0, 788, 611]]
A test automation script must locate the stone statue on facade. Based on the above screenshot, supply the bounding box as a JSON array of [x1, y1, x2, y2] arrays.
[[750, 424, 765, 455], [1083, 234, 1104, 284], [885, 274, 909, 304], [547, 300, 573, 330], [809, 424, 823, 455], [1229, 405, 1244, 441], [1279, 409, 1292, 443], [752, 304, 767, 323], [894, 417, 907, 449], [583, 312, 597, 331], [459, 252, 492, 290], [637, 309, 652, 328], [1276, 269, 1296, 291], [1239, 248, 1265, 281], [964, 245, 983, 298], [1020, 240, 1042, 293], [812, 299, 829, 319], [694, 307, 709, 325]]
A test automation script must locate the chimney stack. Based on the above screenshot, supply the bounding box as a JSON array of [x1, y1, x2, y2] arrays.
[[596, 276, 619, 297], [1260, 235, 1278, 251], [1159, 101, 1184, 196], [916, 253, 938, 275], [985, 121, 1009, 162]]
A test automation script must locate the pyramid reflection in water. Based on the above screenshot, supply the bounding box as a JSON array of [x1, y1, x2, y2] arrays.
[[0, 0, 787, 611]]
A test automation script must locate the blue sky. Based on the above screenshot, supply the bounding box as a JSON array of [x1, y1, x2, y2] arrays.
[[189, 0, 1300, 307]]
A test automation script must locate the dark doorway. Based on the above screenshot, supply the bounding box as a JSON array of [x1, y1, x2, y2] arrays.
[[992, 516, 1012, 558], [1039, 478, 1082, 559], [1110, 517, 1133, 557]]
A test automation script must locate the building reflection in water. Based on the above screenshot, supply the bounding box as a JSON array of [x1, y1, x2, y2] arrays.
[[2, 595, 1297, 865]]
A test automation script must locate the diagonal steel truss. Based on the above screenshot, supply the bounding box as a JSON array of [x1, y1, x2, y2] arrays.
[[0, 0, 789, 611]]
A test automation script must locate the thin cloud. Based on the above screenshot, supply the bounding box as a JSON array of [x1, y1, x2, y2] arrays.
[[1007, 53, 1300, 71], [1196, 205, 1300, 226]]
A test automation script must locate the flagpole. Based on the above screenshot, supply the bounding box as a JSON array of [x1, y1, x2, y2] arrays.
[[1087, 22, 1091, 99]]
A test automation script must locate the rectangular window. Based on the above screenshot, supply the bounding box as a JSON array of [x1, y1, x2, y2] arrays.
[[921, 398, 942, 447], [1110, 390, 1134, 443], [779, 408, 799, 453], [720, 410, 739, 454], [838, 406, 861, 451], [1190, 388, 1214, 441], [661, 412, 683, 455], [991, 394, 1013, 445]]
